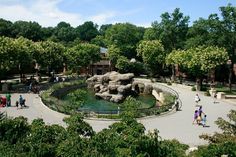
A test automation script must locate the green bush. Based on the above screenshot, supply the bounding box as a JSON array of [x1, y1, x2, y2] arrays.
[[191, 86, 196, 91], [201, 85, 209, 91], [204, 90, 211, 96], [167, 82, 172, 86], [163, 93, 176, 106]]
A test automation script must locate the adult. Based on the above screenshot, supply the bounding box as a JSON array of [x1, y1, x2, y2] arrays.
[[28, 82, 32, 93], [213, 92, 217, 103], [174, 99, 180, 111], [192, 110, 199, 124], [19, 95, 26, 108], [198, 106, 205, 118], [6, 93, 11, 107], [1, 96, 6, 107]]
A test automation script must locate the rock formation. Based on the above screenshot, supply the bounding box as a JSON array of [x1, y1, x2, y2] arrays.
[[86, 71, 134, 103]]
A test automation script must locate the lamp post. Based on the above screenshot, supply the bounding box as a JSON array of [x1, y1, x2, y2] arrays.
[[227, 59, 232, 92]]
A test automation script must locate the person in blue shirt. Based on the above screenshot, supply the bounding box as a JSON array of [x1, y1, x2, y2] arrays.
[[19, 95, 26, 107], [201, 115, 207, 127]]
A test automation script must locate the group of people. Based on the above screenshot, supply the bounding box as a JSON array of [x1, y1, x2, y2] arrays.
[[193, 94, 207, 127], [0, 93, 11, 107], [28, 80, 40, 94], [0, 94, 26, 109]]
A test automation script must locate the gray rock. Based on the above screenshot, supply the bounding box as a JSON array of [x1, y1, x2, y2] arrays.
[[117, 84, 132, 94], [110, 94, 124, 103], [86, 71, 134, 103]]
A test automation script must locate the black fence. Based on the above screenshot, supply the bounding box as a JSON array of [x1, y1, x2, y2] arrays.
[[77, 83, 182, 118]]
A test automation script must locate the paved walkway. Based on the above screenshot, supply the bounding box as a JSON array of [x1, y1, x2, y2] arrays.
[[1, 83, 236, 147]]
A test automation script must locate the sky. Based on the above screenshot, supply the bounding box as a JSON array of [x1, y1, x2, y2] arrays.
[[0, 0, 235, 28]]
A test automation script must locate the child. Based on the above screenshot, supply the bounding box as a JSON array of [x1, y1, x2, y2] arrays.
[[198, 106, 205, 118], [195, 94, 200, 105], [197, 115, 202, 125], [201, 115, 207, 127]]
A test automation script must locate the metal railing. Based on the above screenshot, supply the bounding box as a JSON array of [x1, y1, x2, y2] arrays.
[[78, 103, 175, 119]]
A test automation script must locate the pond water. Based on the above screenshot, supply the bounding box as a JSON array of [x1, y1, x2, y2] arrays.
[[63, 88, 156, 112]]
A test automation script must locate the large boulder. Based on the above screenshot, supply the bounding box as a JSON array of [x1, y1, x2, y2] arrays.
[[86, 71, 134, 103], [117, 84, 132, 94]]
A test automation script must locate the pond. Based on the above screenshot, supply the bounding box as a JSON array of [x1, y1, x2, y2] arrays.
[[63, 88, 156, 113]]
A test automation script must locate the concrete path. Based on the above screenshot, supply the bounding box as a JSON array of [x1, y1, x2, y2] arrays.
[[1, 83, 236, 147]]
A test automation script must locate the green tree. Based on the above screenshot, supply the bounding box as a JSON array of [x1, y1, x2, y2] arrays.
[[66, 43, 100, 72], [166, 46, 228, 89], [186, 4, 236, 60], [23, 119, 66, 157], [107, 44, 122, 65], [38, 40, 65, 74], [99, 24, 112, 35], [105, 23, 144, 59], [12, 20, 43, 41], [120, 96, 142, 119], [0, 116, 30, 144], [137, 40, 165, 75], [91, 35, 106, 47], [146, 8, 189, 52], [76, 21, 99, 42], [66, 89, 87, 111], [0, 18, 13, 37], [0, 36, 15, 82], [63, 113, 95, 137], [115, 56, 132, 73], [41, 27, 55, 40], [14, 37, 35, 81], [54, 22, 77, 43]]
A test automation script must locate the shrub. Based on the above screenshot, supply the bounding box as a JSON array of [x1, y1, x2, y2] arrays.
[[191, 86, 196, 91], [204, 90, 210, 96], [163, 93, 176, 106]]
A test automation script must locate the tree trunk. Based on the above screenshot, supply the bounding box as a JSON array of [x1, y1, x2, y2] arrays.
[[19, 63, 23, 83], [196, 78, 202, 91], [171, 65, 175, 82], [209, 68, 215, 83]]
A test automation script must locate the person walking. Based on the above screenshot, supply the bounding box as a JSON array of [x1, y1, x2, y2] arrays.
[[174, 99, 180, 111], [192, 110, 199, 125], [213, 92, 217, 103], [6, 93, 11, 107], [19, 95, 26, 108], [201, 115, 207, 127], [195, 94, 200, 106], [198, 106, 205, 118]]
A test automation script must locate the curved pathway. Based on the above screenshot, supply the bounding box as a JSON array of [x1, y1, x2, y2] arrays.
[[1, 83, 236, 147]]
